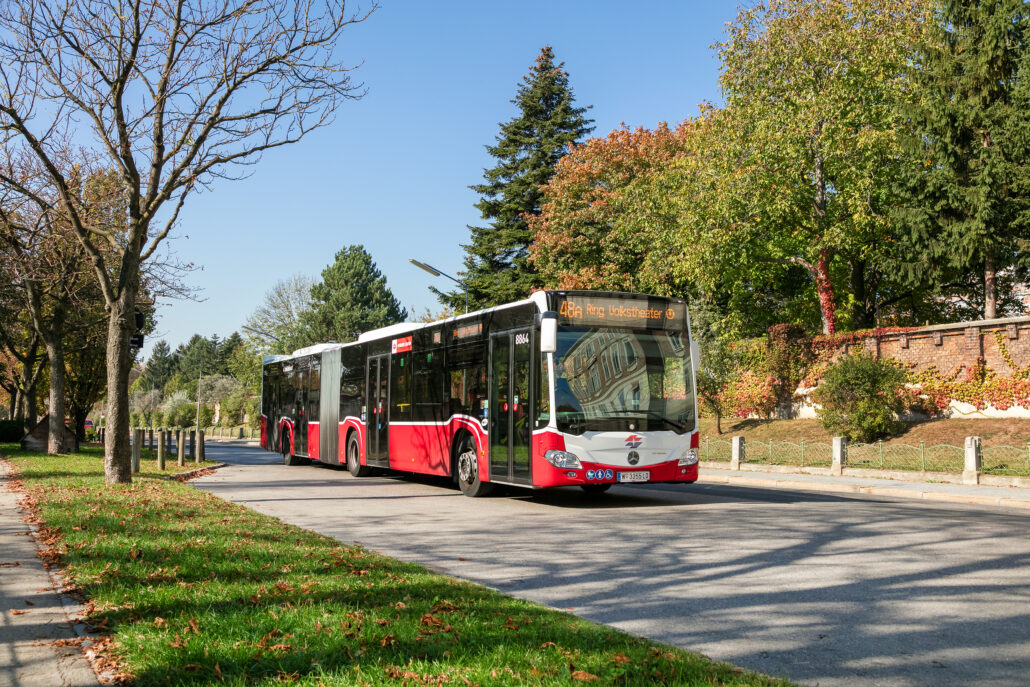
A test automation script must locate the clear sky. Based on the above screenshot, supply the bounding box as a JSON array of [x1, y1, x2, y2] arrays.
[[146, 0, 740, 357]]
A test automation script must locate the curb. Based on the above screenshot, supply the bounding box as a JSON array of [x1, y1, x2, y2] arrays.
[[162, 463, 228, 481], [696, 472, 1030, 510]]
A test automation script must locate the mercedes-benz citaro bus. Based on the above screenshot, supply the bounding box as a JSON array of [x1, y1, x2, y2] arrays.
[[260, 290, 699, 496]]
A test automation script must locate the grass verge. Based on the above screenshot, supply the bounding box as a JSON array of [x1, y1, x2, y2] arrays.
[[1, 444, 791, 686]]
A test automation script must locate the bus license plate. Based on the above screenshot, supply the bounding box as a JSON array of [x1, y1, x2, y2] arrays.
[[618, 471, 649, 483]]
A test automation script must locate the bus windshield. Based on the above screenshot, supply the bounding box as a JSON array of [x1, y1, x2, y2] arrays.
[[553, 327, 695, 435]]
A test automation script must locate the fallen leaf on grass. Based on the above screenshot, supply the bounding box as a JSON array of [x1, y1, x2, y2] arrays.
[[571, 669, 599, 682], [154, 617, 168, 629], [188, 617, 200, 634]]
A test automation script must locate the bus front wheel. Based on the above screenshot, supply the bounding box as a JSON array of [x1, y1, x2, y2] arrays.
[[455, 434, 493, 497], [282, 434, 300, 466], [346, 432, 371, 477]]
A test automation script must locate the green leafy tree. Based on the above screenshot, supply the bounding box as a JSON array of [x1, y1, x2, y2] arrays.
[[301, 245, 407, 343], [691, 302, 740, 434], [140, 340, 179, 393], [897, 0, 1029, 319], [712, 0, 934, 333], [441, 46, 593, 310]]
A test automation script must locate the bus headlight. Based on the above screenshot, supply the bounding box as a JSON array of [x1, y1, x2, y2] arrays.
[[678, 448, 698, 466], [544, 450, 582, 469]]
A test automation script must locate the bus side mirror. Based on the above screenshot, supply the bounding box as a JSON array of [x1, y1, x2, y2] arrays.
[[541, 311, 557, 354], [690, 340, 700, 373]]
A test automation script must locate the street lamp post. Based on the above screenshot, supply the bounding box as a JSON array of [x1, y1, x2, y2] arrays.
[[242, 325, 284, 353], [409, 259, 468, 313]]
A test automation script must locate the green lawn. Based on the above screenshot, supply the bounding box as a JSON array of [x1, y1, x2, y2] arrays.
[[2, 444, 790, 686]]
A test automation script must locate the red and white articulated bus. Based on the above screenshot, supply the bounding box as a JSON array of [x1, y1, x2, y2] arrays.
[[260, 290, 700, 496]]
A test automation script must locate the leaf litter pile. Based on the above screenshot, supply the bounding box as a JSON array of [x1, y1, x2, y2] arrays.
[[3, 446, 791, 686]]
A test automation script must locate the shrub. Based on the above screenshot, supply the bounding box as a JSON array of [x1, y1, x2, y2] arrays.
[[813, 353, 907, 442], [174, 403, 196, 428], [766, 323, 812, 408], [198, 404, 214, 429], [726, 371, 777, 418]]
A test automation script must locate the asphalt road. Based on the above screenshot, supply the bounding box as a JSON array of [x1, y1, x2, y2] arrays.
[[194, 443, 1030, 687]]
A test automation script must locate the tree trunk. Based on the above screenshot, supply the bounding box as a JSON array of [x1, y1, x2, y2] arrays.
[[716, 412, 722, 435], [984, 254, 997, 320], [104, 291, 137, 484], [18, 355, 38, 433], [816, 250, 836, 335], [72, 405, 87, 443], [43, 303, 68, 455], [850, 259, 875, 329]]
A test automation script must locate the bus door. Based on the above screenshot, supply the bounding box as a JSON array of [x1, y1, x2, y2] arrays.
[[295, 368, 308, 455], [489, 328, 532, 484], [366, 354, 390, 464]]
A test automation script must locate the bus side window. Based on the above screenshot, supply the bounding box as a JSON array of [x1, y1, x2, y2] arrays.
[[391, 353, 411, 421], [446, 342, 486, 420], [536, 354, 550, 429]]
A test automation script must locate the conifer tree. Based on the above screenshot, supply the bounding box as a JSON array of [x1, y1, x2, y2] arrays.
[[898, 0, 1028, 319], [301, 245, 407, 344], [439, 47, 593, 310]]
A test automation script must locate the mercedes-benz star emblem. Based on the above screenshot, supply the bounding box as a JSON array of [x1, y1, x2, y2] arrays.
[[627, 450, 640, 465]]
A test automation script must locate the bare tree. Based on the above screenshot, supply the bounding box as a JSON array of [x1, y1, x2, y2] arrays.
[[0, 0, 374, 482], [243, 273, 316, 354]]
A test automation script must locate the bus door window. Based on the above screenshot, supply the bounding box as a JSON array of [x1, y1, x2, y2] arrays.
[[490, 334, 510, 477], [511, 329, 531, 480]]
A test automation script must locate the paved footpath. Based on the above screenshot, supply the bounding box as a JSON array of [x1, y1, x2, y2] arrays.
[[698, 466, 1030, 509], [0, 459, 97, 687]]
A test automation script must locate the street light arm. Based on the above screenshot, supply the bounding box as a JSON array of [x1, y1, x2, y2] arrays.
[[242, 325, 282, 343]]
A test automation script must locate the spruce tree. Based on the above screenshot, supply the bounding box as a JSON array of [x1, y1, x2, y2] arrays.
[[301, 245, 407, 344], [898, 0, 1028, 319], [439, 47, 593, 310]]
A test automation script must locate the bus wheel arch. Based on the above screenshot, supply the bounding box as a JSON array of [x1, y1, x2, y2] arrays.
[[281, 425, 301, 466], [452, 430, 492, 497], [346, 428, 371, 477]]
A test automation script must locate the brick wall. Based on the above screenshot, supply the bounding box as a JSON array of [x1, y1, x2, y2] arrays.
[[843, 316, 1030, 378]]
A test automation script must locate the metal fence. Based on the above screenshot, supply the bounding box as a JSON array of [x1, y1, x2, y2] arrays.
[[701, 436, 1030, 477], [981, 445, 1030, 476]]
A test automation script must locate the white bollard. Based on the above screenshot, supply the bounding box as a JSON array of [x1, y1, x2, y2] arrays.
[[963, 436, 982, 485], [730, 436, 745, 470], [831, 437, 847, 476]]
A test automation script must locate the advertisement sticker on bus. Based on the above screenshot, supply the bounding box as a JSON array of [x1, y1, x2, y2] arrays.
[[392, 336, 413, 354]]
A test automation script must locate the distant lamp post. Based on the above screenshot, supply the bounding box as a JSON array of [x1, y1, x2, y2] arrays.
[[409, 258, 468, 314]]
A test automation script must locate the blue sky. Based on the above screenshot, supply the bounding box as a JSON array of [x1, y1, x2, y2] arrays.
[[148, 1, 740, 357]]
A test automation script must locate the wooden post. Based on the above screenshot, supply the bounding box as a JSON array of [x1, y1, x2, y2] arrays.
[[148, 428, 154, 450], [189, 430, 196, 460], [197, 429, 205, 463], [131, 429, 142, 473], [157, 430, 166, 470], [177, 429, 185, 467]]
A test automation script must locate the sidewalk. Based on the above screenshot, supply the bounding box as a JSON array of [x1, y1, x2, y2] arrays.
[[0, 460, 97, 687], [697, 465, 1030, 510]]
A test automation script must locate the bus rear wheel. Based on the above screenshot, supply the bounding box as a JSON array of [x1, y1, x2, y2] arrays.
[[346, 432, 371, 477], [580, 484, 612, 494], [455, 434, 493, 497]]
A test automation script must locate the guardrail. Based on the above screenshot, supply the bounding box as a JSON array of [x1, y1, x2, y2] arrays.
[[702, 435, 1030, 481]]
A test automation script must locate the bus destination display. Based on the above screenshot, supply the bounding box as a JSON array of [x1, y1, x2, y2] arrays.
[[556, 296, 685, 330]]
